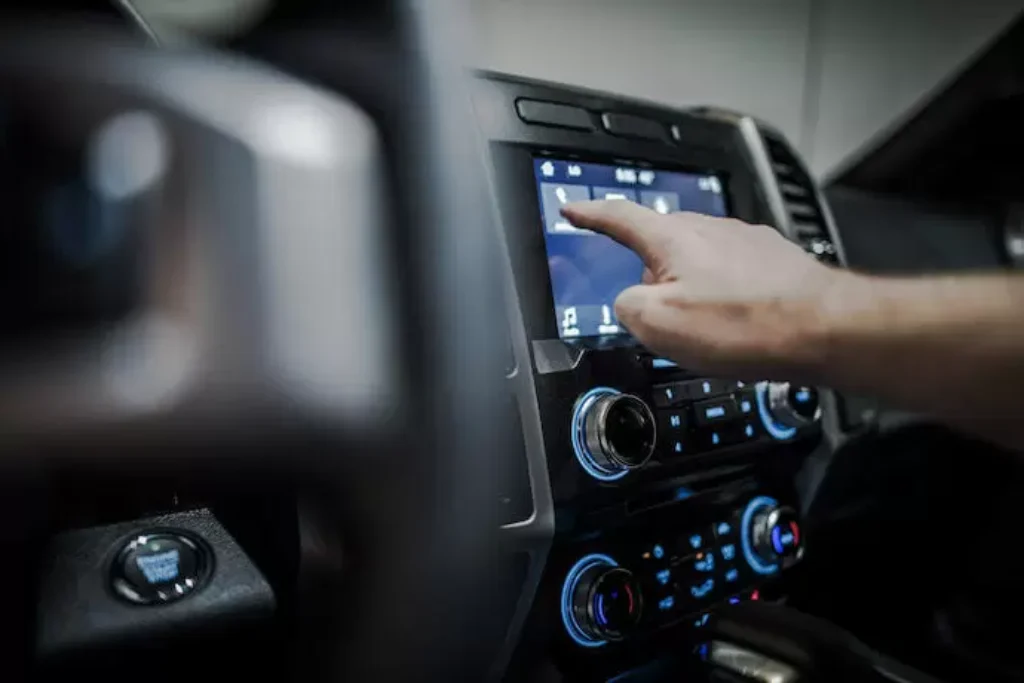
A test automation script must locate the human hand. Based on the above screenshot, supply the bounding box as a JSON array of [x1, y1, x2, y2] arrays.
[[560, 200, 855, 379]]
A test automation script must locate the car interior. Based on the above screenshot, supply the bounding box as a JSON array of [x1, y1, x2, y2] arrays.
[[2, 2, 1024, 682]]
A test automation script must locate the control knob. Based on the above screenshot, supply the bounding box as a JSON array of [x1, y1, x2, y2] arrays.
[[766, 382, 821, 427], [751, 505, 803, 565], [572, 388, 656, 480], [569, 564, 643, 642], [756, 381, 821, 439]]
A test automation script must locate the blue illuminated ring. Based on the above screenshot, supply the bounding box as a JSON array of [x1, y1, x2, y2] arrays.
[[560, 553, 618, 648], [755, 382, 797, 441], [571, 387, 629, 481], [741, 496, 780, 576]]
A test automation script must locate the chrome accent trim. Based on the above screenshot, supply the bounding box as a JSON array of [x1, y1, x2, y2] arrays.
[[710, 641, 800, 683], [583, 394, 656, 470], [768, 382, 822, 428]]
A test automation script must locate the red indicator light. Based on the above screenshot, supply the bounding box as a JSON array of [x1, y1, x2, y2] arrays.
[[751, 590, 760, 601]]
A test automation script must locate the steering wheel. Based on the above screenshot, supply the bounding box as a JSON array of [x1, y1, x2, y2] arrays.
[[0, 4, 516, 680]]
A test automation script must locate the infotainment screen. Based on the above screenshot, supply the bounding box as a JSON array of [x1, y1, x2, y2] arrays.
[[533, 157, 728, 339]]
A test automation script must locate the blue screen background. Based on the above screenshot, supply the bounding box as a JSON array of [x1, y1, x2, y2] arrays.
[[533, 157, 728, 339]]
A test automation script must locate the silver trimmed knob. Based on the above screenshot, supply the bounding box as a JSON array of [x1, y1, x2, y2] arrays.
[[751, 505, 803, 564], [580, 393, 656, 472], [767, 382, 821, 428]]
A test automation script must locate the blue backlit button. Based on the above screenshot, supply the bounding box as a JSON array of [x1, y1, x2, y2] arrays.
[[713, 520, 737, 540], [657, 595, 675, 612], [658, 411, 690, 457], [652, 383, 687, 408], [666, 438, 686, 456], [736, 389, 756, 415], [693, 612, 710, 628], [682, 531, 708, 553], [727, 595, 742, 605], [692, 551, 715, 573], [655, 569, 672, 586], [724, 567, 740, 583], [698, 428, 733, 450], [682, 378, 726, 399], [693, 398, 738, 426], [721, 544, 737, 562], [646, 543, 666, 560], [739, 421, 761, 441], [112, 530, 211, 605], [658, 409, 688, 435], [689, 577, 716, 601]]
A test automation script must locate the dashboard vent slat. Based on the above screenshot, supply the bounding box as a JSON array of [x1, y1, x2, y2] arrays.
[[762, 133, 838, 265]]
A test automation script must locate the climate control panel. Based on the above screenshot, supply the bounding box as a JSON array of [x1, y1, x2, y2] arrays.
[[559, 496, 803, 648]]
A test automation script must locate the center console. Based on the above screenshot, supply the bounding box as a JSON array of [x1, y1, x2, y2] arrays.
[[474, 71, 847, 681]]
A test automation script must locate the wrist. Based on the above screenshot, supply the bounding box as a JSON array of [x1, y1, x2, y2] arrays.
[[796, 270, 876, 383]]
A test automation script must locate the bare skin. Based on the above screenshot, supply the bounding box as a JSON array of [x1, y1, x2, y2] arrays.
[[560, 199, 1024, 450]]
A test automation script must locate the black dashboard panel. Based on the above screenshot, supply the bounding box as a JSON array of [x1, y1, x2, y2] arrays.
[[473, 72, 848, 681]]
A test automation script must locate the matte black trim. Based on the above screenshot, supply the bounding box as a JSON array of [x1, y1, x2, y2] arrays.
[[516, 98, 595, 131]]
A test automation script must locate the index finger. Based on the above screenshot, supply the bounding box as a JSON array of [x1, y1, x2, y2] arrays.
[[560, 199, 668, 266]]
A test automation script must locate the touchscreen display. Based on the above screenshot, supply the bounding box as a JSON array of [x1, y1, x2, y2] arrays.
[[533, 157, 727, 339]]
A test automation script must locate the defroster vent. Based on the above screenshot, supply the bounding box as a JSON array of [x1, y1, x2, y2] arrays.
[[762, 133, 839, 264]]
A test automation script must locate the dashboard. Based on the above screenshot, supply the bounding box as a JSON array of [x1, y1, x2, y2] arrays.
[[471, 72, 850, 680]]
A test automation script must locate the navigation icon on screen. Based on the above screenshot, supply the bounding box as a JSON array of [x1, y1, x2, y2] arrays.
[[540, 160, 555, 177], [568, 164, 582, 177], [640, 190, 680, 215], [638, 170, 655, 186], [593, 186, 638, 203], [561, 307, 581, 338], [597, 305, 620, 335], [541, 183, 592, 234]]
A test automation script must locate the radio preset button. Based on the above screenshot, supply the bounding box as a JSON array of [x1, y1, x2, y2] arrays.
[[713, 520, 737, 540], [652, 383, 687, 408], [682, 378, 730, 399], [659, 409, 688, 432], [736, 389, 757, 416]]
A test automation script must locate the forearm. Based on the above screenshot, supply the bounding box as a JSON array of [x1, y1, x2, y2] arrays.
[[806, 273, 1024, 448]]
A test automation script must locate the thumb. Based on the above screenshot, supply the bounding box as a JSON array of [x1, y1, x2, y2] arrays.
[[614, 284, 657, 331], [614, 283, 689, 361]]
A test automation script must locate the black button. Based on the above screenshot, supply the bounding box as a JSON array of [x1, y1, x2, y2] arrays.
[[735, 420, 763, 443], [735, 389, 757, 417], [601, 113, 665, 140], [712, 519, 737, 541], [696, 426, 730, 449], [719, 541, 739, 564], [652, 382, 687, 407], [684, 574, 717, 604], [515, 99, 594, 131], [693, 397, 738, 426], [658, 409, 688, 433], [661, 432, 689, 457], [659, 410, 689, 457], [111, 530, 211, 605], [722, 564, 742, 587], [679, 530, 710, 555], [682, 378, 730, 399]]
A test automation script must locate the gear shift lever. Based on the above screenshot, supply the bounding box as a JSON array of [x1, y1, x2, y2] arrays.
[[705, 602, 946, 683]]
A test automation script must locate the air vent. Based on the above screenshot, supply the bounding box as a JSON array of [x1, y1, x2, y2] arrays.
[[762, 133, 839, 264]]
